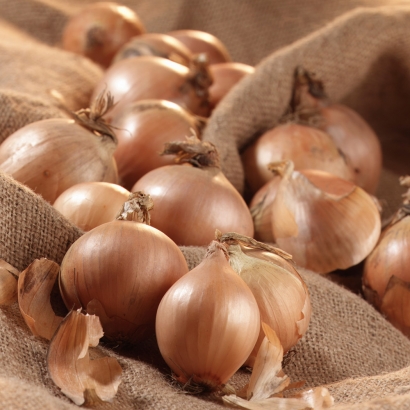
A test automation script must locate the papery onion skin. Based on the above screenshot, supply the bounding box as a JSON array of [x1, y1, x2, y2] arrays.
[[155, 241, 260, 389], [167, 29, 232, 64], [110, 100, 203, 189], [272, 168, 381, 274], [228, 244, 311, 364], [53, 182, 131, 231], [363, 215, 410, 335], [208, 62, 255, 108], [320, 104, 382, 195], [91, 56, 212, 120], [132, 164, 254, 246], [0, 119, 118, 204], [62, 2, 146, 67], [112, 32, 192, 67], [241, 122, 355, 194], [59, 220, 188, 343]]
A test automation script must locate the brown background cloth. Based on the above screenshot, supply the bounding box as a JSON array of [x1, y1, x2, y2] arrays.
[[1, 1, 410, 409]]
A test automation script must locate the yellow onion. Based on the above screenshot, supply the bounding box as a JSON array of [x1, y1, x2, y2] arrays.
[[268, 161, 381, 274], [112, 32, 192, 67], [91, 55, 213, 120], [62, 2, 146, 68], [167, 29, 232, 64], [155, 240, 260, 390], [53, 182, 131, 231], [109, 99, 206, 189], [290, 67, 382, 194], [208, 62, 255, 108], [0, 94, 118, 204], [363, 176, 410, 336], [59, 192, 188, 343], [131, 137, 254, 246], [241, 122, 355, 195], [218, 232, 311, 367]]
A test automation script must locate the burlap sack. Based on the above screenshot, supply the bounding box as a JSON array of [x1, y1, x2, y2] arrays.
[[1, 1, 410, 409]]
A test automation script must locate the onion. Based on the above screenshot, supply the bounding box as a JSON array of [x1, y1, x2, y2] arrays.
[[209, 62, 255, 108], [131, 137, 254, 246], [0, 95, 118, 204], [112, 32, 192, 67], [267, 161, 381, 274], [109, 99, 206, 189], [53, 182, 131, 231], [62, 2, 145, 68], [241, 122, 355, 194], [59, 192, 189, 343], [167, 29, 231, 64], [156, 240, 260, 390], [290, 67, 382, 194], [92, 55, 213, 121], [363, 176, 410, 336]]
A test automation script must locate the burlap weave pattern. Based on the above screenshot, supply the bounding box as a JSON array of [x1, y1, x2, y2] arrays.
[[0, 1, 410, 409]]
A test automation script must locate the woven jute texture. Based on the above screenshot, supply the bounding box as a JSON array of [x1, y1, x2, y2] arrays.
[[1, 1, 410, 409]]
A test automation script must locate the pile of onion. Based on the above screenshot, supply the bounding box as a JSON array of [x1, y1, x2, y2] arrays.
[[0, 92, 118, 204], [62, 2, 146, 67], [109, 99, 206, 189], [59, 192, 189, 343], [363, 176, 410, 336], [131, 137, 254, 246]]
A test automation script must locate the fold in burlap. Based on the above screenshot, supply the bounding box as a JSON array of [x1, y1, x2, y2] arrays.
[[1, 1, 410, 409]]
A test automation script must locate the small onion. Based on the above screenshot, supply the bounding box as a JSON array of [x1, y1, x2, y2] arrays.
[[156, 240, 260, 390], [363, 176, 410, 336], [167, 29, 232, 64], [109, 99, 206, 189], [0, 116, 118, 204], [59, 192, 188, 343], [112, 32, 192, 67], [91, 55, 213, 120], [53, 182, 131, 231], [241, 122, 355, 194], [131, 138, 254, 246], [62, 2, 146, 67], [268, 161, 381, 274]]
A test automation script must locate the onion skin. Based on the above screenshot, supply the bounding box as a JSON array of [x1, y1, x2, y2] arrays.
[[92, 56, 212, 120], [59, 220, 188, 343], [208, 62, 254, 108], [320, 104, 382, 195], [132, 164, 254, 246], [241, 122, 355, 194], [156, 241, 260, 389], [271, 166, 381, 274], [167, 29, 231, 64], [110, 100, 203, 189], [53, 182, 131, 231], [0, 119, 118, 204], [112, 32, 192, 67], [62, 2, 146, 67]]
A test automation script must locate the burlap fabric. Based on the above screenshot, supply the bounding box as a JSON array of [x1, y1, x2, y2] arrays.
[[1, 1, 410, 409]]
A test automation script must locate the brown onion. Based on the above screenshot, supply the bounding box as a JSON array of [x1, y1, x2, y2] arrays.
[[0, 117, 118, 204], [291, 67, 382, 194], [112, 32, 192, 67], [241, 122, 355, 194], [363, 176, 410, 336], [209, 62, 255, 108], [62, 2, 146, 67], [53, 182, 131, 231], [92, 55, 213, 120], [167, 29, 231, 64], [156, 240, 260, 390], [131, 138, 254, 246], [59, 192, 188, 343], [110, 99, 206, 189]]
